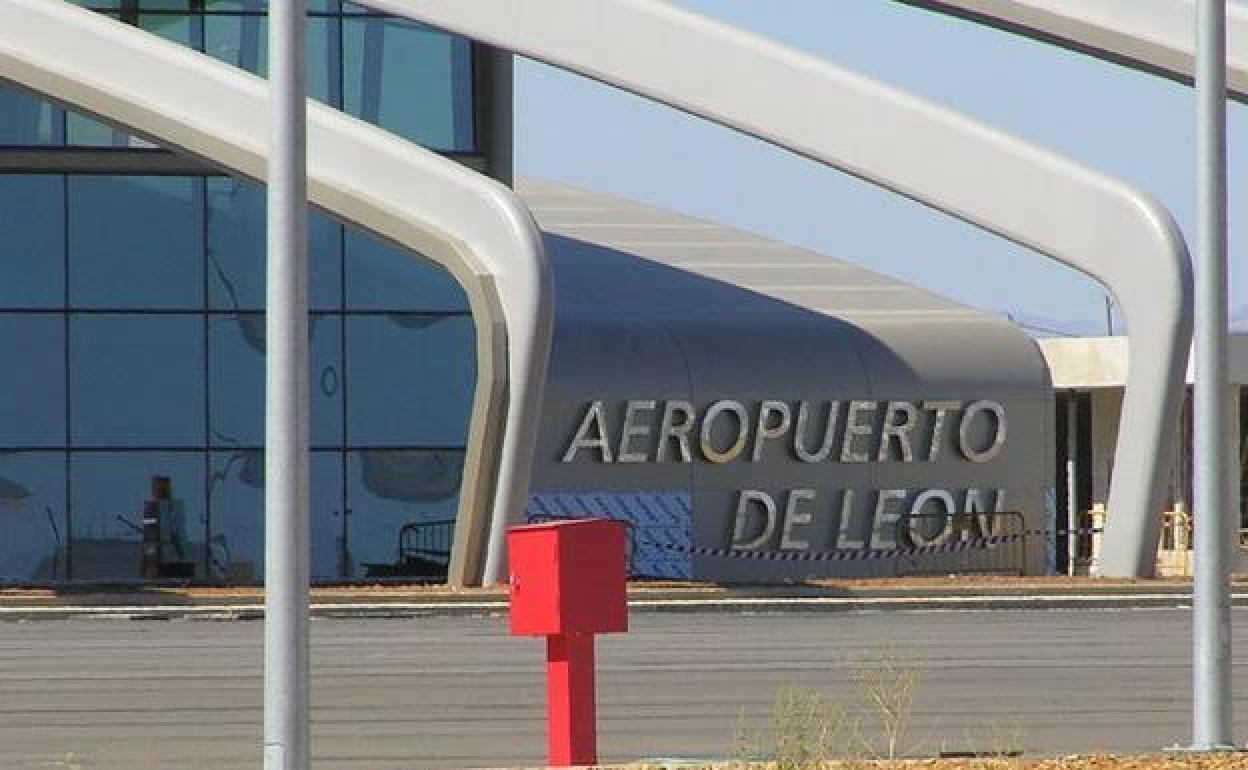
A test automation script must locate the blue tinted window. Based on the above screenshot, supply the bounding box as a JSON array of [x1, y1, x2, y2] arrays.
[[69, 177, 203, 309], [0, 452, 67, 582], [207, 177, 342, 312], [345, 314, 474, 446], [0, 315, 65, 447], [141, 13, 200, 45], [207, 449, 263, 581], [344, 229, 468, 312], [208, 314, 343, 447], [343, 16, 474, 151], [69, 451, 205, 580], [65, 114, 130, 149], [205, 1, 339, 11], [205, 16, 339, 105], [208, 449, 342, 581], [6, 5, 475, 152], [0, 89, 62, 146], [346, 449, 461, 577], [0, 176, 64, 308], [70, 315, 204, 446], [0, 0, 481, 584]]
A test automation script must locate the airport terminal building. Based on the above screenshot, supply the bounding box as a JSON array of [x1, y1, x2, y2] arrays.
[[0, 1, 1221, 586]]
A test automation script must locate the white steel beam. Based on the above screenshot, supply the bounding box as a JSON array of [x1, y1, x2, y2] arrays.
[[900, 0, 1248, 103], [362, 0, 1194, 579]]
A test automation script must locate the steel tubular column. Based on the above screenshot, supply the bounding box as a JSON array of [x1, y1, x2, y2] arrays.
[[1190, 0, 1232, 751], [264, 1, 310, 768], [1066, 393, 1078, 575]]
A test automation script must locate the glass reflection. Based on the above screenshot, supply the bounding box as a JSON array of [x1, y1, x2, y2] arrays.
[[140, 13, 200, 47], [71, 315, 204, 446], [346, 314, 474, 446], [204, 1, 339, 13], [0, 452, 67, 582], [0, 89, 62, 146], [208, 314, 343, 447], [53, 2, 475, 150], [0, 0, 483, 585], [344, 229, 469, 312], [65, 114, 130, 149], [208, 450, 342, 581], [70, 451, 205, 580], [0, 315, 65, 447], [205, 16, 339, 105], [347, 449, 462, 579], [343, 14, 475, 151], [69, 177, 203, 309], [0, 176, 65, 307], [206, 177, 342, 312]]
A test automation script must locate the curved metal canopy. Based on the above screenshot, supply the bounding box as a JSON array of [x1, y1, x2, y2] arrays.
[[1, 0, 1195, 579], [363, 0, 1192, 578], [900, 0, 1248, 103]]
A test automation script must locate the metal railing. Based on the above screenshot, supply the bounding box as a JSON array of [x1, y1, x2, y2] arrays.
[[361, 518, 455, 579], [893, 511, 1028, 577]]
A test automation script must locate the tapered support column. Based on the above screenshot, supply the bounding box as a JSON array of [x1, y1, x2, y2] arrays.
[[546, 633, 598, 767]]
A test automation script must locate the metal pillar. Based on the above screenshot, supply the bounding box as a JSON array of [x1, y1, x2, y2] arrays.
[[483, 46, 514, 187], [1190, 0, 1232, 751], [264, 1, 310, 768], [1066, 392, 1079, 576]]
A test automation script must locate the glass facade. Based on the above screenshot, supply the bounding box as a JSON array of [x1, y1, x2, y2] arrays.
[[4, 2, 476, 153], [0, 2, 483, 583]]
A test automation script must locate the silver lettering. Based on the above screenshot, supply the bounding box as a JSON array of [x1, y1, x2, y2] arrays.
[[877, 400, 918, 462], [780, 489, 816, 550], [959, 400, 1007, 462], [839, 400, 876, 463], [793, 400, 839, 463], [732, 490, 777, 549], [922, 400, 962, 462], [835, 489, 864, 549], [617, 399, 656, 463], [561, 400, 613, 463], [964, 488, 1007, 534], [905, 488, 957, 546], [656, 400, 695, 463], [700, 400, 750, 463], [751, 400, 792, 462], [869, 489, 908, 550]]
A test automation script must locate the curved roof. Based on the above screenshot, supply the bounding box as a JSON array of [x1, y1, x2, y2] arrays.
[[521, 179, 1049, 397]]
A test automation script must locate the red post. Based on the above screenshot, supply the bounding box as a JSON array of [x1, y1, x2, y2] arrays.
[[507, 519, 628, 768], [546, 632, 597, 766]]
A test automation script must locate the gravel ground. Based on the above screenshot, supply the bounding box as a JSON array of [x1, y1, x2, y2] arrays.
[[588, 756, 1248, 769]]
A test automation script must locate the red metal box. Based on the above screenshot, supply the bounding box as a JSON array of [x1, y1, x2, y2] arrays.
[[508, 518, 629, 636]]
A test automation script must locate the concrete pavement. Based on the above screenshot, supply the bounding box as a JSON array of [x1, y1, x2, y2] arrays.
[[0, 609, 1245, 768]]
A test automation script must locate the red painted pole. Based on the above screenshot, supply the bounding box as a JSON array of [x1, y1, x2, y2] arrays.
[[546, 632, 597, 766]]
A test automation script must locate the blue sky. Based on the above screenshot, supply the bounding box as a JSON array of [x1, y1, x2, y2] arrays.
[[514, 0, 1248, 336]]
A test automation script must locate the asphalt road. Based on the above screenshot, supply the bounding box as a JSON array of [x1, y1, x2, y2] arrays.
[[1, 608, 1246, 769]]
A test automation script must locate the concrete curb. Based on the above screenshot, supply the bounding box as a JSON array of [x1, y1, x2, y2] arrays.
[[0, 589, 1244, 621]]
